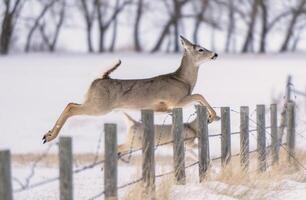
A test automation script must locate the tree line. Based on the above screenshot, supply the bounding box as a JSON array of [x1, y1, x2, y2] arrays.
[[1, 0, 306, 55]]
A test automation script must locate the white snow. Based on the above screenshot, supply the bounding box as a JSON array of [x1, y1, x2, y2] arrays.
[[1, 53, 306, 199]]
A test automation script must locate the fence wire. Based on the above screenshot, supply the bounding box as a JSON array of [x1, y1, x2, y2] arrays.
[[13, 103, 306, 198], [13, 111, 275, 194], [155, 113, 172, 150], [13, 142, 55, 192], [88, 143, 279, 200], [118, 116, 139, 164]]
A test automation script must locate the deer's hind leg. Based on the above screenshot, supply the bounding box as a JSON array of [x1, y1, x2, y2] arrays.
[[42, 102, 106, 143]]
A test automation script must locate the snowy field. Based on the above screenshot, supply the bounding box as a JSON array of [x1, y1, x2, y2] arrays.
[[1, 53, 306, 199], [0, 53, 305, 153]]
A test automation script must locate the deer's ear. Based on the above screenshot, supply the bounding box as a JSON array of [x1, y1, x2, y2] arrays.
[[180, 35, 193, 50]]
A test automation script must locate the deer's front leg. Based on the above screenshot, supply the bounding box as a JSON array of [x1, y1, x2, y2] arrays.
[[42, 102, 86, 143], [177, 94, 220, 123]]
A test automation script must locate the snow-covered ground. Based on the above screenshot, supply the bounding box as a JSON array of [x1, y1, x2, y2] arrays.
[[1, 53, 306, 199], [11, 154, 306, 200]]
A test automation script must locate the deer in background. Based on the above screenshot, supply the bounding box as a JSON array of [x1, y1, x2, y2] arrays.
[[42, 36, 219, 143], [118, 113, 198, 154]]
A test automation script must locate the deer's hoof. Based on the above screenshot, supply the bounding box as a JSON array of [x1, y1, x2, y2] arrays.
[[42, 131, 52, 144], [208, 115, 220, 123], [215, 115, 221, 121], [42, 135, 47, 144]]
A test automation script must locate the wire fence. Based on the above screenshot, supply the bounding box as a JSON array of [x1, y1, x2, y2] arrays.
[[12, 106, 304, 196], [88, 141, 285, 200]]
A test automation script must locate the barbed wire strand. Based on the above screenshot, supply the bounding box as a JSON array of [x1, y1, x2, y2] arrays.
[[229, 107, 306, 171], [155, 113, 171, 150], [13, 143, 55, 190], [14, 105, 305, 195], [92, 129, 104, 165], [88, 145, 272, 200], [13, 121, 275, 193], [119, 118, 138, 164]]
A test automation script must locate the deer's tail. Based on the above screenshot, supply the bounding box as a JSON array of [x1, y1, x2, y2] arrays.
[[102, 59, 121, 79]]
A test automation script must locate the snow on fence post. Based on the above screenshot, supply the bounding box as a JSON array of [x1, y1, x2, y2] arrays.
[[270, 104, 279, 165], [59, 137, 73, 200], [141, 110, 155, 198], [240, 106, 249, 171], [256, 105, 266, 172], [172, 108, 186, 185], [221, 107, 231, 167], [196, 105, 210, 182], [104, 124, 118, 200], [286, 102, 296, 163], [0, 150, 13, 200]]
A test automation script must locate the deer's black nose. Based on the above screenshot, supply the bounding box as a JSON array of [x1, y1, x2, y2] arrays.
[[212, 53, 218, 60]]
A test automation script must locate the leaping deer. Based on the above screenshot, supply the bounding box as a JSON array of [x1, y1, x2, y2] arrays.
[[42, 36, 219, 143]]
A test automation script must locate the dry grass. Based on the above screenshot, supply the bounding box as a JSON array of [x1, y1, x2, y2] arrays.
[[207, 149, 306, 199], [11, 153, 181, 167], [123, 149, 306, 200], [12, 153, 103, 167], [123, 174, 174, 200], [13, 149, 306, 199]]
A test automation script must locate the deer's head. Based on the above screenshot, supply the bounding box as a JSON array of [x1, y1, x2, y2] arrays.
[[180, 35, 218, 66]]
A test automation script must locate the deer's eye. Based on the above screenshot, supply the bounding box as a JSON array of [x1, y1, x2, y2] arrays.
[[198, 49, 204, 52]]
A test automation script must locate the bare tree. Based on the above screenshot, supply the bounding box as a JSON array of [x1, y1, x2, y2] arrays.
[[95, 0, 130, 52], [151, 0, 189, 52], [0, 0, 23, 54], [24, 0, 57, 52], [109, 11, 118, 52], [1, 0, 306, 54], [258, 0, 295, 53], [151, 20, 172, 52], [217, 0, 253, 52], [79, 0, 96, 52], [192, 0, 209, 44], [133, 0, 143, 51], [224, 0, 235, 52], [291, 20, 306, 51], [38, 0, 66, 52], [219, 0, 292, 53], [241, 0, 260, 53], [280, 0, 306, 52], [258, 0, 267, 53], [172, 0, 184, 52]]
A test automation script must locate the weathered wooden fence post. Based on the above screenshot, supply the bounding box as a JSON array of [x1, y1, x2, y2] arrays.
[[59, 137, 73, 200], [104, 124, 118, 200], [172, 108, 186, 185], [257, 105, 266, 172], [286, 75, 292, 102], [286, 102, 296, 163], [279, 75, 292, 145], [0, 150, 13, 200], [240, 106, 249, 171], [221, 107, 231, 167], [270, 104, 279, 165], [196, 105, 209, 182], [142, 110, 155, 198]]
